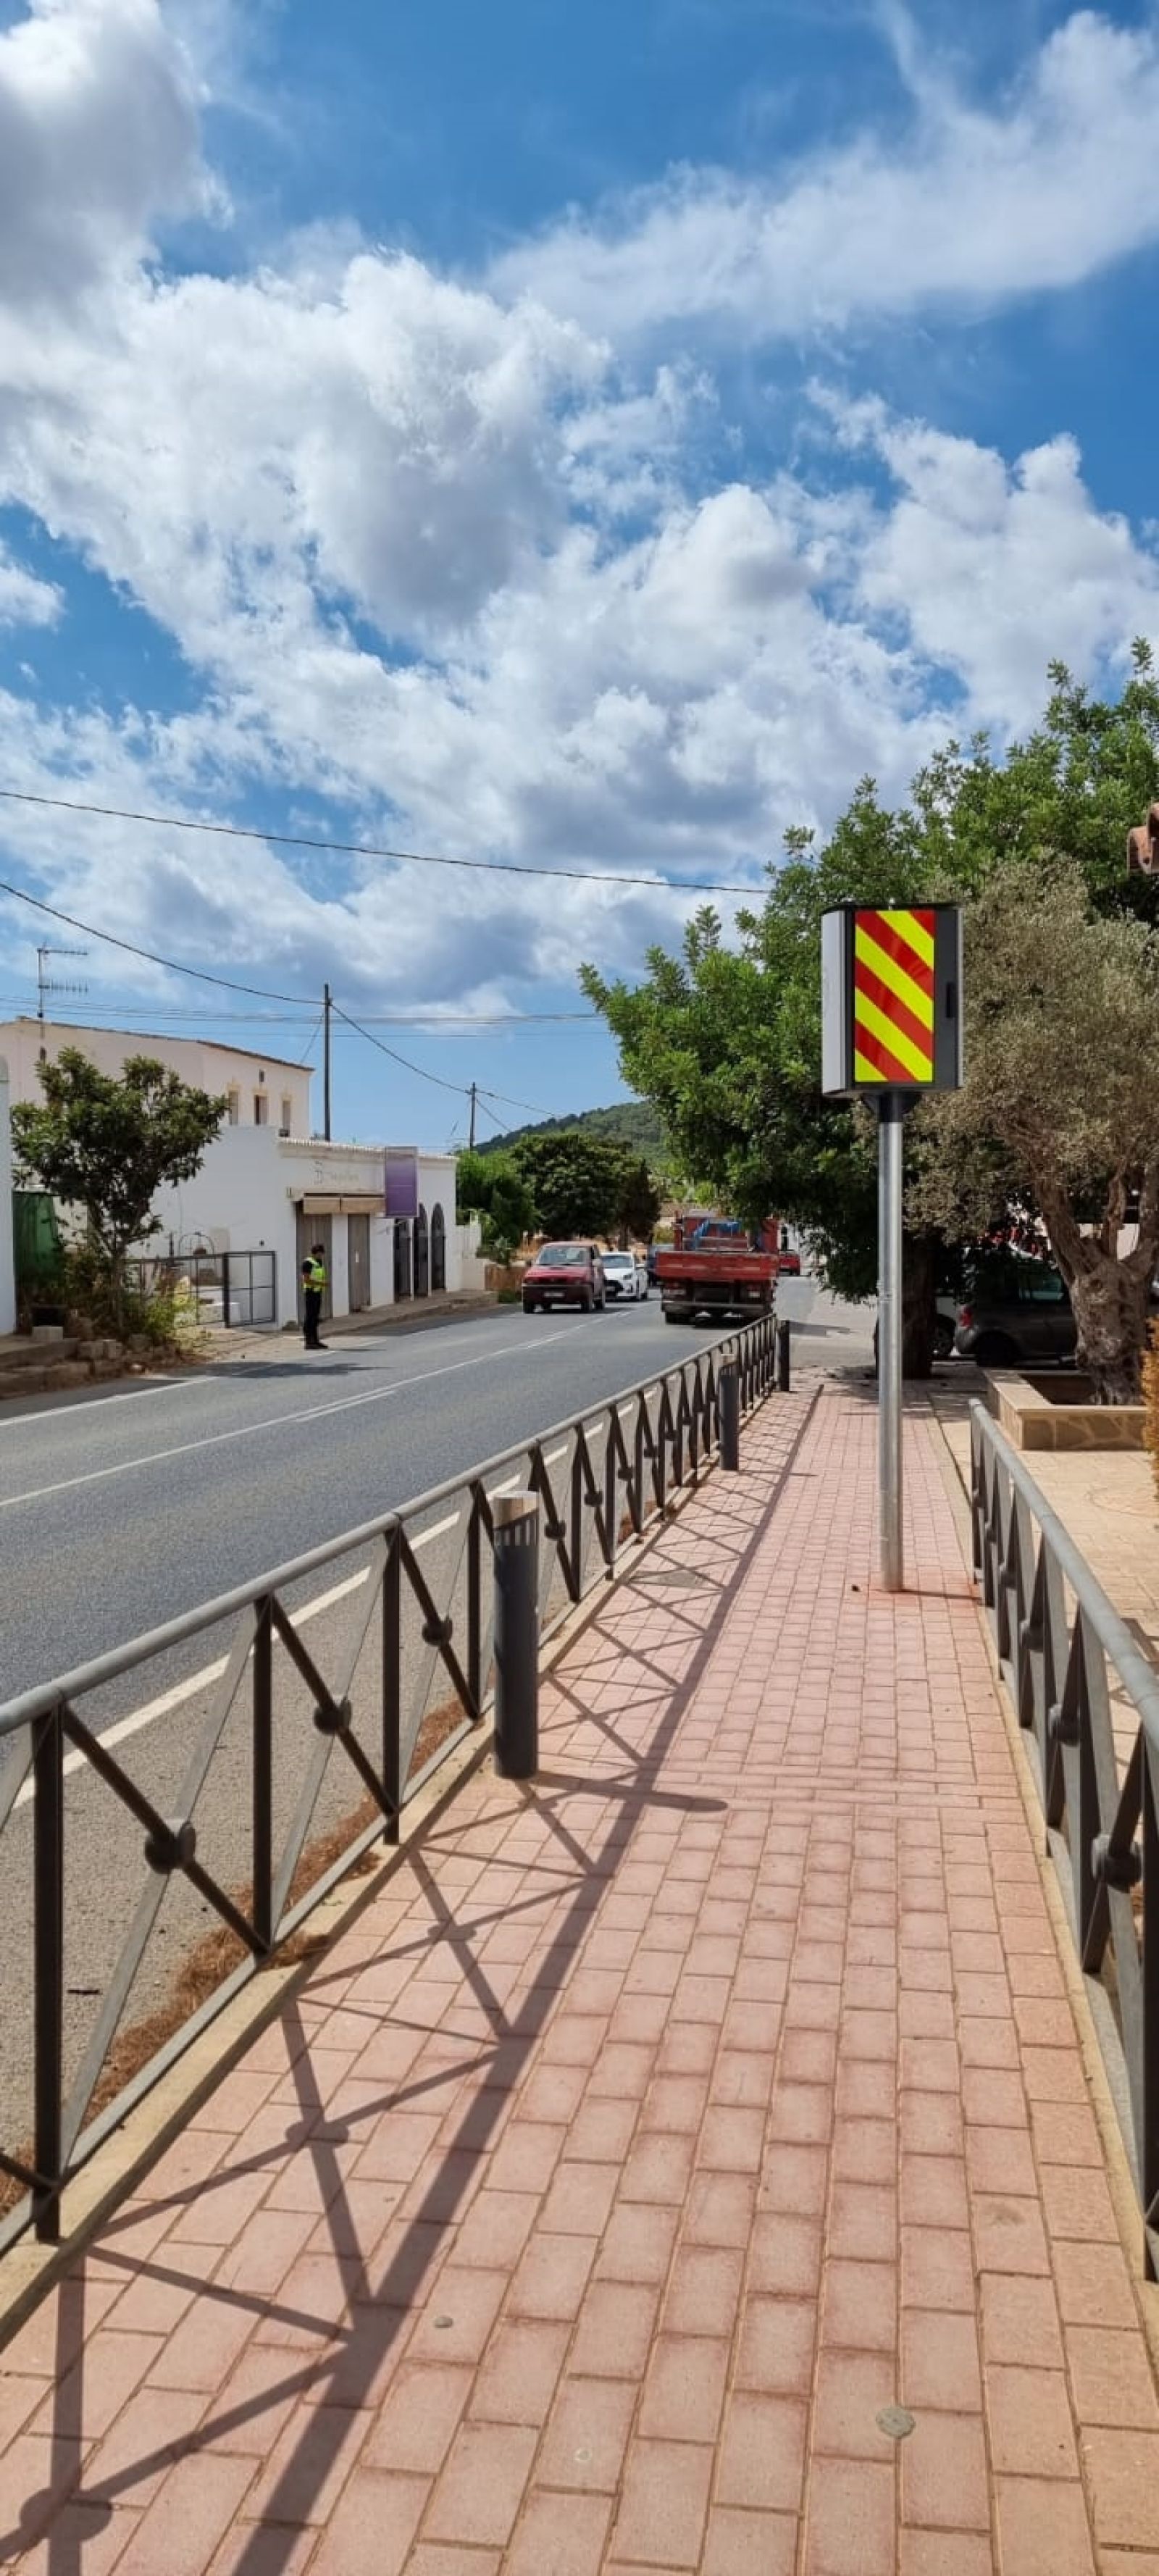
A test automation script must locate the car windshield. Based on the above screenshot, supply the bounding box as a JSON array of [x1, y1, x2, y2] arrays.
[[603, 1255, 632, 1271], [536, 1243, 587, 1268]]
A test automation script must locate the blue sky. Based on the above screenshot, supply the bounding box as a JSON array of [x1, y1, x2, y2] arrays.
[[1, 0, 1158, 1147]]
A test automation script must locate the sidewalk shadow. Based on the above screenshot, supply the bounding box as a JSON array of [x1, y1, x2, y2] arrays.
[[11, 1394, 820, 2572]]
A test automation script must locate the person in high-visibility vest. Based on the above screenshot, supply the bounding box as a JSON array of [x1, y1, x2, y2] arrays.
[[301, 1242, 328, 1350]]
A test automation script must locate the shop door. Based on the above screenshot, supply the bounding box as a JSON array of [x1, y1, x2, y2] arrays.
[[296, 1212, 333, 1322], [348, 1214, 371, 1312]]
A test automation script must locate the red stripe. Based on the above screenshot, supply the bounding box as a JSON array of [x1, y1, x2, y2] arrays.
[[853, 960, 934, 1066], [855, 1024, 916, 1086], [858, 909, 935, 992]]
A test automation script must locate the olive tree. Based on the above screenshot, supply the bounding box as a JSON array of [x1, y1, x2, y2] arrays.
[[911, 863, 1159, 1402]]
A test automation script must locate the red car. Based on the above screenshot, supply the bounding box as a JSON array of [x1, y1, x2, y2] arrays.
[[522, 1242, 607, 1313]]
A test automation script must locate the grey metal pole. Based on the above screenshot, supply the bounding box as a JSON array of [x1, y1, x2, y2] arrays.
[[878, 1093, 905, 1592], [493, 1493, 539, 1778], [776, 1320, 791, 1392], [323, 984, 332, 1142], [718, 1360, 740, 1470]]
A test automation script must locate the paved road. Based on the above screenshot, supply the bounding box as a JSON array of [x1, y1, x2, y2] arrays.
[[0, 1302, 706, 1698]]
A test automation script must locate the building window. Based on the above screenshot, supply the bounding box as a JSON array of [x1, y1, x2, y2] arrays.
[[227, 1091, 240, 1126], [254, 1092, 268, 1125], [280, 1095, 293, 1135]]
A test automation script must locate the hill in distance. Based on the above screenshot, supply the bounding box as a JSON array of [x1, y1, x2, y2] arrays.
[[475, 1100, 667, 1163]]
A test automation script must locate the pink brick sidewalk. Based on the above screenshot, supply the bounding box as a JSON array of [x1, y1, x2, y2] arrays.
[[3, 1382, 1159, 2572]]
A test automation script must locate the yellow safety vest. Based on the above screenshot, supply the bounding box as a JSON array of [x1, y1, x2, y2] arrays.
[[305, 1258, 327, 1290]]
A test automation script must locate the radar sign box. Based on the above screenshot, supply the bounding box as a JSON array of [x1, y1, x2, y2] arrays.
[[821, 904, 963, 1097]]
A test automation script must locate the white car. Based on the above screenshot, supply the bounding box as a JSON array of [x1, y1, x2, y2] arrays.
[[601, 1250, 648, 1302]]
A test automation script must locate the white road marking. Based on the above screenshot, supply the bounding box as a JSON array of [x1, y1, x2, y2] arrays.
[[0, 1334, 569, 1513], [6, 1460, 556, 1801], [0, 1376, 204, 1432]]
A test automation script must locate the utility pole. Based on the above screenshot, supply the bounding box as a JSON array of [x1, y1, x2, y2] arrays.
[[36, 945, 88, 1061], [469, 1082, 477, 1150], [323, 984, 332, 1142]]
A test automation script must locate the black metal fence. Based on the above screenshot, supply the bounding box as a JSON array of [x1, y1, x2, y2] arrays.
[[124, 1250, 277, 1329], [0, 1313, 780, 2251], [971, 1402, 1159, 2275]]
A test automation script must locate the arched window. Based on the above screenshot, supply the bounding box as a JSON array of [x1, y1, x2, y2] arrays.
[[414, 1203, 430, 1298], [431, 1203, 446, 1292]]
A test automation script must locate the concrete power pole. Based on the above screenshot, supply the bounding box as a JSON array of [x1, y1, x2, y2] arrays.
[[323, 984, 332, 1141], [469, 1082, 477, 1150]]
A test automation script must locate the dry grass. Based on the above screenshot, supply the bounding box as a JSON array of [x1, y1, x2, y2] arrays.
[[0, 1692, 473, 2222]]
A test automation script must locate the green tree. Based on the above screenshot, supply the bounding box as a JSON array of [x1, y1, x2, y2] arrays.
[[12, 1050, 227, 1329], [509, 1128, 635, 1240], [614, 1153, 663, 1245], [455, 1148, 535, 1263], [911, 863, 1159, 1402], [583, 649, 1159, 1379]]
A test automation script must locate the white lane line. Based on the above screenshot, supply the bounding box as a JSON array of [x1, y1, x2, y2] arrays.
[[0, 1334, 568, 1513], [0, 1376, 205, 1434], [6, 1463, 556, 1802]]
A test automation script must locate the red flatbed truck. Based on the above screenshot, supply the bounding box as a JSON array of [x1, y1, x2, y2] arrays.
[[655, 1214, 779, 1326]]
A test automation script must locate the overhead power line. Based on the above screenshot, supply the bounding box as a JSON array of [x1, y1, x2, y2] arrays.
[[0, 870, 305, 1003], [328, 996, 475, 1100], [0, 784, 756, 898]]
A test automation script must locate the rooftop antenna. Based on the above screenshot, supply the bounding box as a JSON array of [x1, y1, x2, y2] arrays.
[[36, 943, 88, 1061]]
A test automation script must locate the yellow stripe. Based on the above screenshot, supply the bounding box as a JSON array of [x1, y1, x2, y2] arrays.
[[880, 906, 934, 969], [854, 924, 934, 1030], [853, 1048, 888, 1085], [853, 989, 934, 1082]]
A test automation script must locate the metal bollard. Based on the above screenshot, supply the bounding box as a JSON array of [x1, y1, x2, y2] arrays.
[[718, 1358, 740, 1471], [493, 1493, 539, 1778], [776, 1319, 791, 1392]]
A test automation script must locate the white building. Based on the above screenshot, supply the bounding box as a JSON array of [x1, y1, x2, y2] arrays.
[[0, 1019, 311, 1138], [0, 1018, 484, 1331]]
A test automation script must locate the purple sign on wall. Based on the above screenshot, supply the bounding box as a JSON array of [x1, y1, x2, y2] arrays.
[[383, 1150, 419, 1221]]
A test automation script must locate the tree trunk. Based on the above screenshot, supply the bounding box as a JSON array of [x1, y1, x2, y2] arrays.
[[1068, 1257, 1150, 1404], [873, 1229, 937, 1379], [902, 1229, 937, 1379]]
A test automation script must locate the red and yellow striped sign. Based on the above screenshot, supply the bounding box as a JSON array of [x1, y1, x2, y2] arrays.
[[853, 908, 936, 1085]]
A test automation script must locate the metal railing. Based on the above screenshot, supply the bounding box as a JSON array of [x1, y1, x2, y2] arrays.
[[971, 1401, 1159, 2275], [0, 1312, 780, 2251], [125, 1250, 277, 1329]]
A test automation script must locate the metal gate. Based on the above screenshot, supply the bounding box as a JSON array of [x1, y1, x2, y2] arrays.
[[296, 1212, 332, 1323], [432, 1203, 446, 1292], [348, 1215, 370, 1313], [414, 1205, 430, 1298], [393, 1219, 412, 1302]]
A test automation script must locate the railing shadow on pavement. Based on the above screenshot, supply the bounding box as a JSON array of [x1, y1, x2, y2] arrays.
[[0, 1314, 780, 2265], [971, 1400, 1159, 2279], [1, 1379, 819, 2570]]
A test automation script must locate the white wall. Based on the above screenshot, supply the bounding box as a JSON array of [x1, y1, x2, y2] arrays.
[[0, 1057, 14, 1337], [147, 1126, 299, 1323], [0, 1020, 312, 1134], [369, 1219, 394, 1308]]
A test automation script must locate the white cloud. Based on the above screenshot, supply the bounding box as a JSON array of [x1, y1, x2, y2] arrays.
[[0, 0, 214, 309], [0, 543, 60, 625], [827, 406, 1159, 725], [0, 1, 1157, 1031], [495, 12, 1159, 341]]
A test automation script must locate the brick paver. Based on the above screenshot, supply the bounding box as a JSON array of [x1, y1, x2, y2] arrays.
[[3, 1381, 1159, 2571]]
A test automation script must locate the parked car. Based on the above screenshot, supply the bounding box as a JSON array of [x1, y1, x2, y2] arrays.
[[522, 1242, 607, 1313], [601, 1250, 648, 1302], [953, 1256, 1076, 1368]]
